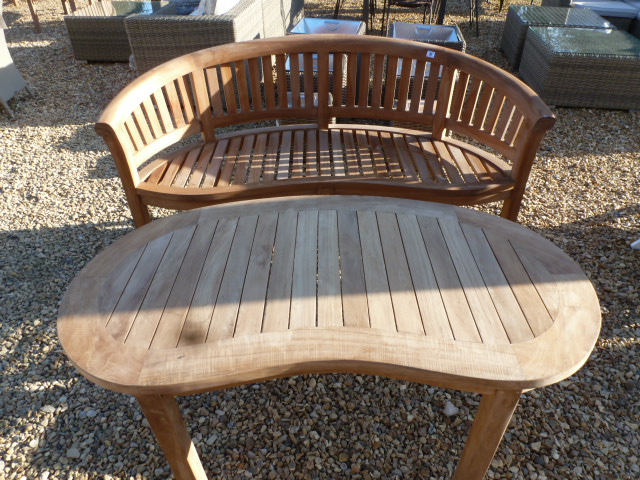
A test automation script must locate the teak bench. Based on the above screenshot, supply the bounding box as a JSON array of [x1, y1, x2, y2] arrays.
[[95, 34, 555, 227]]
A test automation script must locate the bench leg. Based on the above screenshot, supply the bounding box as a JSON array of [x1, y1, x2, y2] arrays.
[[452, 390, 522, 480], [137, 394, 208, 480]]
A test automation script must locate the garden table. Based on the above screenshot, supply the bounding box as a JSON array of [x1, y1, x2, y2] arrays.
[[58, 196, 601, 479]]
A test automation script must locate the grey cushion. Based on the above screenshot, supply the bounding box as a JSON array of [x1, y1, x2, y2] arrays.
[[572, 0, 639, 18]]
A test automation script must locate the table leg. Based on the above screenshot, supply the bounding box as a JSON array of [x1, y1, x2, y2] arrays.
[[137, 394, 208, 480], [452, 390, 522, 480]]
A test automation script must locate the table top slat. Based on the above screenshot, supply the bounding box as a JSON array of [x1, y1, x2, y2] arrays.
[[290, 211, 320, 330], [460, 223, 535, 344], [417, 216, 483, 343], [125, 225, 196, 348], [317, 210, 343, 328], [358, 211, 396, 332], [106, 232, 173, 342], [337, 210, 370, 328], [177, 218, 237, 347], [377, 212, 424, 335], [396, 213, 454, 339], [206, 215, 258, 342], [483, 229, 554, 336], [233, 213, 279, 337], [438, 217, 510, 345]]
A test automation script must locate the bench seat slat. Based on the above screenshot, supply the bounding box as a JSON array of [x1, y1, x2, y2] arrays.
[[137, 126, 515, 208]]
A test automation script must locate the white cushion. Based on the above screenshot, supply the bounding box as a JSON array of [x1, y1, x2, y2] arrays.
[[572, 0, 639, 18], [191, 0, 241, 15]]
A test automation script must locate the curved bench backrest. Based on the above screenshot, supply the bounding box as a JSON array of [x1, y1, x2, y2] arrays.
[[97, 34, 554, 187]]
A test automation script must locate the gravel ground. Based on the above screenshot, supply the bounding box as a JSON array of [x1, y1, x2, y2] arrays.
[[1, 0, 639, 479]]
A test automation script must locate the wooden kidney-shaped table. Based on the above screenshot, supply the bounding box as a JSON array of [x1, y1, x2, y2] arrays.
[[58, 196, 601, 479]]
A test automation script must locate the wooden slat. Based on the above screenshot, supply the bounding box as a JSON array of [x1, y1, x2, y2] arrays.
[[331, 129, 345, 176], [248, 57, 263, 113], [247, 133, 268, 183], [463, 150, 496, 182], [124, 117, 144, 151], [234, 60, 251, 113], [338, 210, 369, 328], [175, 76, 195, 123], [159, 151, 187, 186], [262, 131, 280, 181], [288, 53, 302, 109], [303, 53, 314, 107], [448, 144, 478, 184], [234, 213, 279, 337], [371, 54, 385, 108], [377, 212, 424, 334], [342, 129, 359, 176], [358, 52, 371, 107], [201, 139, 229, 187], [233, 134, 254, 185], [384, 56, 399, 110], [415, 138, 448, 182], [217, 136, 242, 187], [125, 225, 196, 348], [187, 142, 217, 188], [504, 111, 524, 146], [495, 99, 515, 142], [262, 211, 297, 332], [317, 210, 342, 327], [305, 129, 319, 177], [290, 210, 319, 329], [172, 146, 202, 188], [178, 218, 237, 347], [410, 60, 427, 114], [423, 62, 440, 114], [358, 210, 396, 331], [205, 67, 225, 118], [438, 217, 510, 345], [433, 140, 464, 184], [405, 136, 435, 183], [460, 77, 483, 126], [318, 129, 332, 176], [483, 229, 554, 337], [392, 134, 418, 181], [346, 52, 359, 107], [164, 81, 187, 127], [417, 216, 482, 342], [473, 84, 494, 130], [152, 89, 175, 134], [483, 92, 505, 136], [355, 130, 375, 176], [332, 52, 344, 106], [149, 222, 219, 349], [262, 55, 276, 110], [396, 57, 412, 112], [367, 130, 388, 177], [461, 223, 535, 344], [206, 215, 259, 342], [291, 130, 305, 178], [396, 213, 453, 339], [142, 97, 163, 139], [106, 232, 173, 342], [277, 130, 292, 179], [275, 54, 288, 109], [379, 131, 403, 178], [450, 71, 469, 122], [220, 64, 238, 115]]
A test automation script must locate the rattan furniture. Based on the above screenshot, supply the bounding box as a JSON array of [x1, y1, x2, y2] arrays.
[[124, 0, 304, 73], [519, 26, 640, 110], [64, 1, 165, 62], [501, 5, 614, 69]]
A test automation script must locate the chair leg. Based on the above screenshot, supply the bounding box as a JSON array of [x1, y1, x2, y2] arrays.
[[452, 390, 522, 480], [137, 395, 208, 480]]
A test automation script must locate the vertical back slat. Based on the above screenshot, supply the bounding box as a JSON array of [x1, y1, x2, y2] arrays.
[[289, 53, 302, 109], [262, 55, 276, 110], [275, 54, 288, 109], [461, 77, 483, 125], [141, 97, 163, 139], [332, 52, 344, 106], [449, 71, 469, 122], [358, 52, 371, 107], [152, 89, 174, 134], [396, 58, 412, 113], [205, 67, 225, 118], [371, 54, 385, 108], [164, 81, 187, 127], [410, 60, 427, 114], [248, 57, 263, 113], [303, 52, 315, 108], [384, 56, 399, 110], [346, 52, 359, 107], [235, 60, 251, 113], [132, 106, 153, 145], [175, 75, 195, 123]]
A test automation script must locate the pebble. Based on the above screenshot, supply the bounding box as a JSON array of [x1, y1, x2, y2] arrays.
[[1, 1, 639, 480]]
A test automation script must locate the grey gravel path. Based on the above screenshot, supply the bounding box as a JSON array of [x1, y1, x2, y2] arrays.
[[1, 0, 638, 479]]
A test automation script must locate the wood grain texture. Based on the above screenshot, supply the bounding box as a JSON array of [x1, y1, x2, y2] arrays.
[[59, 196, 600, 397], [95, 34, 555, 227]]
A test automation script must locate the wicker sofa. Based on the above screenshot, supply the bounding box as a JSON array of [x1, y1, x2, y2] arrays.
[[125, 0, 304, 73]]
